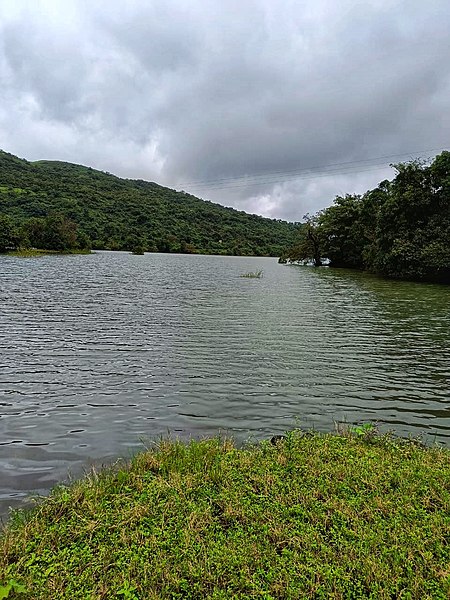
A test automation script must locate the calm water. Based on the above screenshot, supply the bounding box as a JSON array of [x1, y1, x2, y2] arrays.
[[0, 252, 449, 518]]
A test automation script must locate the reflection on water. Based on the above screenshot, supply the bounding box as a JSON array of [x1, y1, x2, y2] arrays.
[[0, 252, 449, 518]]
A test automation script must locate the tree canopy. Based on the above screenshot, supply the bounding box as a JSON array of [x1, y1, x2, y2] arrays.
[[280, 152, 450, 283]]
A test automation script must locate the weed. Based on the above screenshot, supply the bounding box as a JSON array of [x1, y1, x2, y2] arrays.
[[240, 269, 263, 278], [335, 420, 379, 438], [0, 579, 26, 599], [117, 581, 139, 599]]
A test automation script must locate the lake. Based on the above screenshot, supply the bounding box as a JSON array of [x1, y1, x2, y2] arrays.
[[0, 251, 449, 519]]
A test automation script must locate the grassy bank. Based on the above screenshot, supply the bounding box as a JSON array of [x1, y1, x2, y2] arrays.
[[4, 248, 91, 257], [1, 431, 449, 599]]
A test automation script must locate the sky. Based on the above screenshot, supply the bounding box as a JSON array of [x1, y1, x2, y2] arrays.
[[1, 0, 449, 222]]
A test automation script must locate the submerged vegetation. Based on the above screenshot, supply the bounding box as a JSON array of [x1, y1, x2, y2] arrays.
[[0, 150, 297, 256], [239, 269, 263, 278], [1, 431, 449, 599], [280, 151, 450, 283]]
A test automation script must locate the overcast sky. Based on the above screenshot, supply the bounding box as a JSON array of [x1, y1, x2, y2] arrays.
[[1, 0, 449, 221]]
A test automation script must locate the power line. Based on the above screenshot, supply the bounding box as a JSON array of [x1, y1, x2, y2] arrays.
[[191, 164, 393, 191], [173, 146, 446, 192]]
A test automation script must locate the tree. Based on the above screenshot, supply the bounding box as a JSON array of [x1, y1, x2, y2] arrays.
[[23, 218, 46, 249], [319, 195, 365, 268], [0, 215, 20, 252], [372, 156, 450, 281], [42, 214, 78, 251], [280, 215, 323, 266], [23, 214, 80, 251], [75, 230, 92, 251]]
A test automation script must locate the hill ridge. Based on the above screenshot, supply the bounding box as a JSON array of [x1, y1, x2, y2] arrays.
[[0, 149, 298, 255]]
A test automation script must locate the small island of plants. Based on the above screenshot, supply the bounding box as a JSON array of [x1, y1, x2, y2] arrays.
[[240, 269, 263, 278], [1, 429, 449, 599]]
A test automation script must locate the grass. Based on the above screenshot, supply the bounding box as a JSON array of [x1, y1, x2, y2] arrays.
[[240, 269, 263, 278], [4, 248, 91, 257], [0, 430, 449, 599]]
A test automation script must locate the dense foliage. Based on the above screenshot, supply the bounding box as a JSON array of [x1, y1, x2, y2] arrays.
[[281, 152, 450, 283], [0, 150, 298, 255], [1, 431, 449, 599]]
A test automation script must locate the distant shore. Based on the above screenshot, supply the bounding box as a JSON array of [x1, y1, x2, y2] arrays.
[[3, 248, 92, 257]]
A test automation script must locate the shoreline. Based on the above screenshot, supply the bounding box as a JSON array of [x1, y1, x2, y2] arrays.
[[3, 248, 92, 257]]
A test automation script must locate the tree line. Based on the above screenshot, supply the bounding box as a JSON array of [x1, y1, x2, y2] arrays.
[[0, 213, 90, 253], [280, 152, 450, 283]]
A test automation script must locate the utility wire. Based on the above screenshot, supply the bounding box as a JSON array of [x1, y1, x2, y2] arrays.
[[189, 164, 392, 191], [174, 146, 446, 192]]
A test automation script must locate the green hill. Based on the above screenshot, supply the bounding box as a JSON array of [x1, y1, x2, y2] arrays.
[[0, 150, 298, 255]]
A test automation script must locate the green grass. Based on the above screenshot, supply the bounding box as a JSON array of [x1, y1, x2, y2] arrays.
[[4, 248, 91, 257], [0, 431, 449, 599], [240, 269, 263, 278]]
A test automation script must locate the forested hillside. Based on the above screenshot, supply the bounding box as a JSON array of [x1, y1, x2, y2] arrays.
[[280, 151, 450, 283], [0, 150, 298, 255]]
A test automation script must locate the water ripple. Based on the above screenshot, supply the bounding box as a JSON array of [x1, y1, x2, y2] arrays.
[[0, 252, 449, 518]]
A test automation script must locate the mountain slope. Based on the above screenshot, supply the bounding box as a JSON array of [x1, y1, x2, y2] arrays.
[[0, 150, 298, 255]]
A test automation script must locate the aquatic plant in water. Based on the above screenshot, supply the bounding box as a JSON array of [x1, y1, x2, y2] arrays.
[[240, 269, 263, 278]]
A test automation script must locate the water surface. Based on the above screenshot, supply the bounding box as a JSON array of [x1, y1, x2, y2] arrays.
[[0, 252, 449, 518]]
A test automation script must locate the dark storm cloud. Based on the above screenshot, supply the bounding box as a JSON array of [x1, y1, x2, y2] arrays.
[[1, 0, 449, 220]]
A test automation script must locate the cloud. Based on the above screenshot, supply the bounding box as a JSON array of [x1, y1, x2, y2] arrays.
[[1, 0, 449, 220]]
